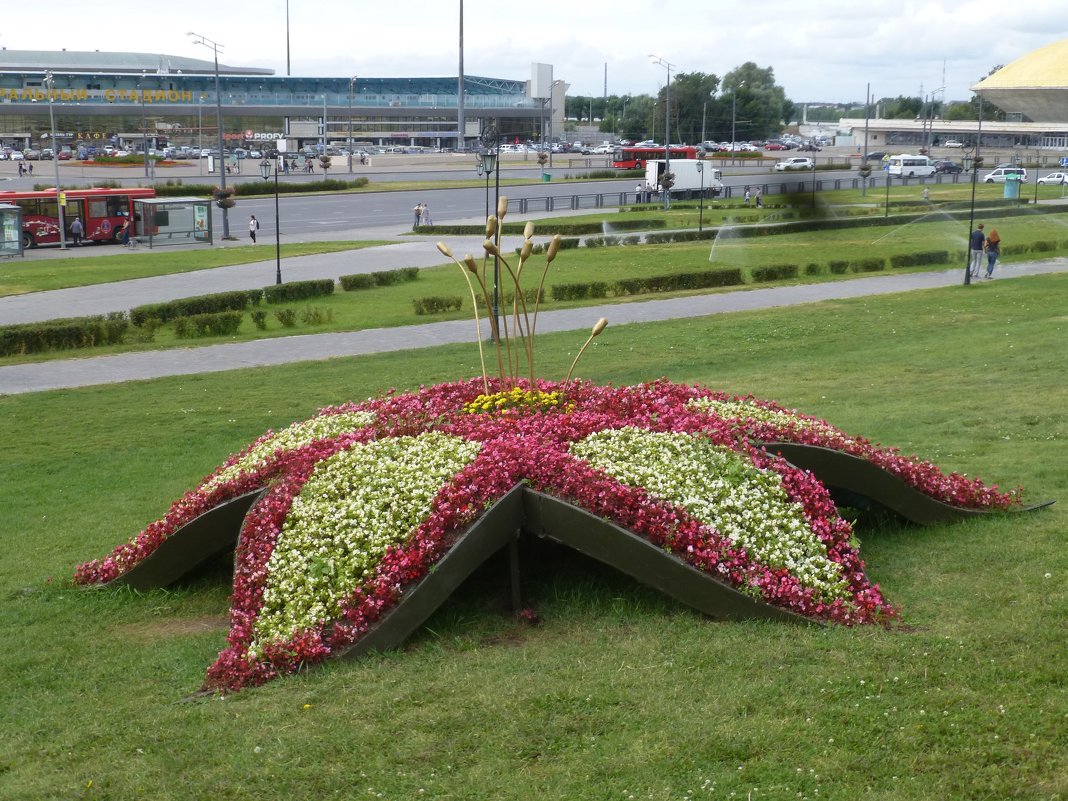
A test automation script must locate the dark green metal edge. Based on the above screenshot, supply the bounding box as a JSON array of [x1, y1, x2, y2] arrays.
[[340, 485, 809, 660], [759, 442, 1054, 525], [520, 489, 810, 625], [112, 489, 267, 591]]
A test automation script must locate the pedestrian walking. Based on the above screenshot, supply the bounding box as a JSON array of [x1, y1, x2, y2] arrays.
[[412, 203, 423, 230], [421, 203, 433, 226], [755, 188, 763, 208], [636, 183, 644, 204], [969, 224, 986, 277], [985, 228, 1001, 278], [249, 214, 260, 243], [69, 216, 84, 247], [744, 187, 751, 206]]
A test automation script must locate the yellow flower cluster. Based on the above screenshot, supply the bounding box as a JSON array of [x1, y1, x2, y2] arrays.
[[462, 387, 571, 415]]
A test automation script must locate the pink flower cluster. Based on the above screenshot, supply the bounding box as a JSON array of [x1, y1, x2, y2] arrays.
[[73, 378, 1020, 692]]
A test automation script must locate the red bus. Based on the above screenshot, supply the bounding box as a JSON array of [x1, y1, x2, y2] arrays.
[[0, 187, 156, 248], [612, 146, 701, 169]]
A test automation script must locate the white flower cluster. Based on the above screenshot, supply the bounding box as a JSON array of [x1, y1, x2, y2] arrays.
[[570, 427, 848, 599], [688, 397, 811, 429], [204, 411, 376, 492], [250, 431, 481, 653]]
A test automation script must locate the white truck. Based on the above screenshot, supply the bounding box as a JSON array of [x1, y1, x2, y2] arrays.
[[645, 159, 723, 196]]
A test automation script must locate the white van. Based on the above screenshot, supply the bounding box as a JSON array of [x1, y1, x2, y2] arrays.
[[983, 166, 1028, 183], [887, 154, 935, 178]]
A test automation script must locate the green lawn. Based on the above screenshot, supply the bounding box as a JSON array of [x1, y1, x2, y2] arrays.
[[1, 271, 1065, 799], [6, 205, 1068, 367], [0, 241, 394, 297]]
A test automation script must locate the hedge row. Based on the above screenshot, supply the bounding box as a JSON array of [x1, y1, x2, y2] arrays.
[[413, 296, 463, 315], [0, 313, 129, 356], [339, 267, 420, 291], [130, 290, 262, 326], [890, 251, 951, 268], [422, 219, 666, 236], [153, 177, 369, 198], [263, 279, 334, 303], [552, 268, 743, 301]]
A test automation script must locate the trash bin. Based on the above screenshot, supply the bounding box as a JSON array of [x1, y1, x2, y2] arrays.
[[1003, 174, 1021, 199], [541, 173, 551, 182]]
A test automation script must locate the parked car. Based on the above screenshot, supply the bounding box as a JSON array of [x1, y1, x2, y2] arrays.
[[932, 160, 963, 174], [983, 166, 1028, 183], [943, 140, 965, 148], [764, 141, 786, 150], [1037, 172, 1068, 185], [9, 150, 25, 160], [23, 149, 42, 160], [57, 151, 72, 160], [774, 156, 814, 171]]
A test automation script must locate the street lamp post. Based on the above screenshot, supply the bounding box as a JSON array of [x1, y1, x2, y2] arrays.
[[964, 94, 985, 286], [649, 54, 674, 210], [477, 122, 501, 340], [348, 75, 357, 173], [188, 32, 230, 239], [43, 71, 67, 250], [260, 159, 282, 285], [696, 159, 705, 232], [139, 71, 150, 179]]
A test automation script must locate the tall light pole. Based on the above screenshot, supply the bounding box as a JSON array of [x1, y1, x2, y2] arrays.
[[188, 32, 230, 239], [260, 159, 282, 285], [139, 71, 150, 179], [548, 78, 564, 169], [964, 94, 984, 286], [348, 75, 357, 173], [478, 121, 500, 341], [43, 71, 67, 250], [696, 159, 705, 232], [649, 54, 674, 210]]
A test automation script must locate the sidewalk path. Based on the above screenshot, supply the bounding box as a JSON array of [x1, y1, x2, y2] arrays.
[[3, 258, 1065, 396]]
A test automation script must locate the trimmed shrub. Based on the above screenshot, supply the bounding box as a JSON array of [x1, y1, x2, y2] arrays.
[[275, 308, 298, 327], [251, 310, 268, 330], [0, 313, 129, 356], [805, 263, 822, 276], [300, 307, 334, 325], [263, 279, 335, 304], [174, 311, 242, 338], [853, 257, 886, 273], [475, 287, 546, 308], [339, 273, 374, 291], [130, 289, 261, 326], [828, 260, 850, 274], [751, 264, 799, 282], [413, 296, 463, 315], [372, 267, 420, 286], [889, 250, 951, 268]]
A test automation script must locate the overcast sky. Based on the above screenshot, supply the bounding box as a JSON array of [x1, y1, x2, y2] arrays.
[[10, 1, 1068, 104]]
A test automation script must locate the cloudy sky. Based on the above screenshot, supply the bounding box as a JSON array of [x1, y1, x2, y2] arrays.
[[10, 0, 1068, 103]]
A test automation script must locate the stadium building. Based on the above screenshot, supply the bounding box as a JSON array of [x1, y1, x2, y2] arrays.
[[0, 49, 566, 155]]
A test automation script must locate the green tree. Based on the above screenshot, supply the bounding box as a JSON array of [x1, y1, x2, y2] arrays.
[[719, 63, 788, 142]]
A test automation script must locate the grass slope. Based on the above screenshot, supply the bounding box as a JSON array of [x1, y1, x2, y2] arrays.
[[0, 274, 1065, 799]]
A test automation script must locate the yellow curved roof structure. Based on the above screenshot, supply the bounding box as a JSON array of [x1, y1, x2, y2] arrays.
[[976, 38, 1068, 89], [973, 38, 1068, 122]]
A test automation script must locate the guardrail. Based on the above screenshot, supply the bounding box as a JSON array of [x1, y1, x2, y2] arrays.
[[512, 173, 969, 213]]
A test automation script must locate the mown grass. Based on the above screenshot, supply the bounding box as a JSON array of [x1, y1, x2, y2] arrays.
[[6, 204, 1068, 367], [0, 272, 1065, 799], [0, 240, 394, 297]]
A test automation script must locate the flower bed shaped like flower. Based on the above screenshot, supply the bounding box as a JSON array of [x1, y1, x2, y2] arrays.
[[74, 378, 1023, 692]]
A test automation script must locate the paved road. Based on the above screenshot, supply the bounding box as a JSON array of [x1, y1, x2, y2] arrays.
[[2, 247, 1065, 396]]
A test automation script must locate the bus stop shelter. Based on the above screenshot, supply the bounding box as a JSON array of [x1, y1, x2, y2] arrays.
[[132, 197, 213, 248], [0, 204, 23, 258]]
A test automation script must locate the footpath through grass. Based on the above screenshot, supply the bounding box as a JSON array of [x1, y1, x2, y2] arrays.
[[1, 272, 1065, 799], [5, 203, 1068, 367]]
